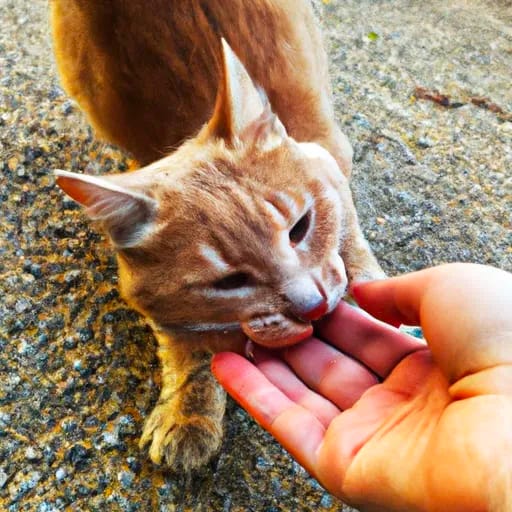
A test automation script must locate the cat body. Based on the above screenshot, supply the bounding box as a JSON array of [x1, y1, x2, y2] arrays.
[[51, 0, 384, 471]]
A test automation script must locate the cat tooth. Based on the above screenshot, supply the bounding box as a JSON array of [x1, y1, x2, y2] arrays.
[[245, 340, 255, 361]]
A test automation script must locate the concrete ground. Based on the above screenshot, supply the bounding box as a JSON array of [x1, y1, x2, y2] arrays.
[[0, 0, 510, 510]]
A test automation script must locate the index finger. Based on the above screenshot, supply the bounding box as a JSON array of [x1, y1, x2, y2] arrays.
[[211, 352, 326, 474]]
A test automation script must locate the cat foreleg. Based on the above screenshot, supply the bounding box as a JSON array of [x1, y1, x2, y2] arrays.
[[341, 195, 387, 284], [139, 335, 227, 472]]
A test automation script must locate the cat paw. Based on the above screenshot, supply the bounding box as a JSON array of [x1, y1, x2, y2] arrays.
[[349, 266, 387, 283], [139, 404, 223, 471]]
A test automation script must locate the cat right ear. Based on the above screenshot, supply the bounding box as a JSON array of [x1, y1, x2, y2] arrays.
[[55, 170, 158, 248], [207, 39, 287, 149]]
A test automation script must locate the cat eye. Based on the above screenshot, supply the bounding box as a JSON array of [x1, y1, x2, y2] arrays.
[[289, 210, 312, 246], [212, 272, 254, 290]]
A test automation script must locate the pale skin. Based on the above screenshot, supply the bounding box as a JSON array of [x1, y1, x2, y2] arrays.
[[212, 263, 512, 512]]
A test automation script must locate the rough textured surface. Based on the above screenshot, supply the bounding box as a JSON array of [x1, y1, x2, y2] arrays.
[[0, 0, 510, 511]]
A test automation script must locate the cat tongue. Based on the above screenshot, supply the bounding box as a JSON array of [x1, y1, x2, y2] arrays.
[[241, 313, 313, 348]]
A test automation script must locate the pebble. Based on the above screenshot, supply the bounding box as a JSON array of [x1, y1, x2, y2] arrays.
[[14, 298, 31, 314], [416, 136, 433, 148], [63, 337, 78, 349], [65, 444, 91, 470], [25, 446, 42, 461], [117, 470, 135, 489], [55, 468, 67, 482], [0, 470, 8, 489], [319, 494, 333, 507], [0, 412, 11, 427], [64, 270, 82, 284], [37, 503, 60, 512], [61, 100, 74, 115]]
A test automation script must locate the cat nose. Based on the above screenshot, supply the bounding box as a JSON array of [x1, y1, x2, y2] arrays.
[[290, 296, 329, 321], [285, 277, 329, 322]]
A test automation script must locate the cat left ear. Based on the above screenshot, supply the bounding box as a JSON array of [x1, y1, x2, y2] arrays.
[[207, 39, 287, 149], [55, 170, 158, 248]]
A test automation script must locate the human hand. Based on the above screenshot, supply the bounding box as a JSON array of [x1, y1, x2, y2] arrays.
[[212, 263, 512, 511]]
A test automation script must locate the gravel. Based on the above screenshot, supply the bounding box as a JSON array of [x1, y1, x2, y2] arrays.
[[1, 0, 510, 510]]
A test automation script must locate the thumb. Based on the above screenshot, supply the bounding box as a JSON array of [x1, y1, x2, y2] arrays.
[[351, 263, 512, 384]]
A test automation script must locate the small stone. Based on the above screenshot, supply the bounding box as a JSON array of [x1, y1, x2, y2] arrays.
[[14, 471, 42, 500], [37, 502, 59, 512], [43, 446, 56, 466], [0, 469, 8, 489], [64, 269, 81, 284], [17, 339, 33, 355], [29, 263, 42, 278], [61, 100, 74, 115], [65, 443, 91, 470], [77, 328, 93, 342], [55, 468, 67, 482], [25, 446, 42, 461], [7, 156, 19, 171], [116, 415, 137, 437], [319, 493, 333, 507], [126, 457, 142, 474], [100, 430, 121, 448], [117, 470, 135, 489], [416, 136, 433, 148], [63, 337, 77, 350], [15, 298, 31, 313], [0, 412, 11, 428], [352, 112, 372, 129]]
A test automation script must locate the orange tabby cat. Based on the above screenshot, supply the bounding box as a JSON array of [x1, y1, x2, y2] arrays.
[[51, 0, 384, 471]]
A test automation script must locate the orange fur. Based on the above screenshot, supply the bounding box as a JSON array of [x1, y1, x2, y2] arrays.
[[50, 0, 352, 170], [51, 0, 384, 471]]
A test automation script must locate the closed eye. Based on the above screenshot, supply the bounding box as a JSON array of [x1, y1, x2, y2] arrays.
[[289, 210, 311, 246], [212, 272, 254, 290]]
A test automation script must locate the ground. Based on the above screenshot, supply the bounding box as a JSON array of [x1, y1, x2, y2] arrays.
[[0, 0, 510, 511]]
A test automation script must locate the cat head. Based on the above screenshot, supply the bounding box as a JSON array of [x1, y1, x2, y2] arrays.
[[56, 40, 352, 348]]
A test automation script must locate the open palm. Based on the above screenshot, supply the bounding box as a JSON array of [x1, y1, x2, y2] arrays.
[[213, 264, 512, 511]]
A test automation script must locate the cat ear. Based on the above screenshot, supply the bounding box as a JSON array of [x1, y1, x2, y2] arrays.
[[55, 170, 158, 248], [208, 38, 287, 149]]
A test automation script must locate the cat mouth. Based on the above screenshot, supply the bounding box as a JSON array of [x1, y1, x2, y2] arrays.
[[240, 313, 314, 348]]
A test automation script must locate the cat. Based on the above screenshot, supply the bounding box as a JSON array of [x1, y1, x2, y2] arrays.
[[50, 0, 385, 471]]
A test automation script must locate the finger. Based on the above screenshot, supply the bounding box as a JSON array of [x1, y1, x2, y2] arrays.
[[211, 352, 325, 474], [352, 263, 512, 382], [282, 338, 379, 409], [316, 301, 424, 378], [251, 346, 341, 427], [350, 276, 422, 327]]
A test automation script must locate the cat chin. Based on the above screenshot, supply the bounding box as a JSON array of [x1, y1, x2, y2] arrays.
[[240, 314, 314, 348]]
